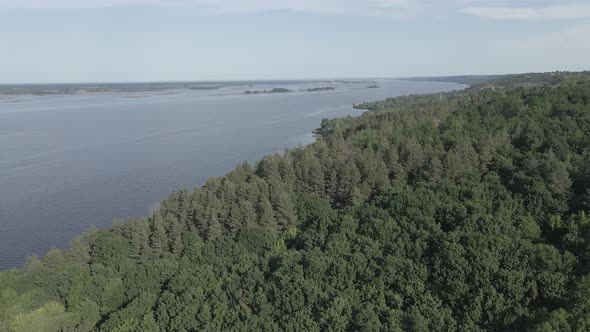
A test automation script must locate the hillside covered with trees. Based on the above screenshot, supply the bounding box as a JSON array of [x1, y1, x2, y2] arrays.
[[1, 73, 589, 331]]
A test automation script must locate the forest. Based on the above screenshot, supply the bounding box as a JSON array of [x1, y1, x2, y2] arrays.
[[1, 72, 589, 331]]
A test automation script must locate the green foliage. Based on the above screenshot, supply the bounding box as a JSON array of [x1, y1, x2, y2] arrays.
[[9, 302, 77, 332], [1, 72, 590, 331]]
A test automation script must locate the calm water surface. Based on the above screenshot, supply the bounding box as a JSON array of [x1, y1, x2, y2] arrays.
[[0, 79, 464, 270]]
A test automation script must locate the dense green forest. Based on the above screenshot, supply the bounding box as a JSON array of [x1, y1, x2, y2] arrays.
[[405, 71, 590, 90], [1, 72, 590, 331]]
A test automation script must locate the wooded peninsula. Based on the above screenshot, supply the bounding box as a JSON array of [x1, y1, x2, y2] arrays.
[[1, 71, 589, 331]]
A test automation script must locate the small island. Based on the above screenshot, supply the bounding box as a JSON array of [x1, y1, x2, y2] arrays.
[[244, 88, 292, 94], [306, 87, 336, 92], [187, 85, 223, 90], [366, 84, 380, 89]]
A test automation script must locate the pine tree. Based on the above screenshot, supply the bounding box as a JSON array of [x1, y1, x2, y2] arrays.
[[226, 205, 243, 235], [175, 189, 191, 228], [206, 208, 223, 241], [166, 215, 184, 255], [269, 176, 297, 230], [256, 155, 280, 179], [127, 220, 150, 260], [239, 200, 257, 228], [256, 192, 276, 228], [149, 214, 168, 255], [278, 154, 296, 191]]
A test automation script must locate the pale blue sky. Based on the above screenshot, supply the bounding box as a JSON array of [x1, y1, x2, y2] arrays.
[[0, 0, 589, 83]]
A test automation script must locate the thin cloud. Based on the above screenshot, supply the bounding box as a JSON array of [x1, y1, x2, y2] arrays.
[[0, 0, 419, 17], [0, 0, 164, 9], [491, 24, 590, 72], [499, 24, 590, 50], [462, 2, 590, 20], [4, 0, 589, 21]]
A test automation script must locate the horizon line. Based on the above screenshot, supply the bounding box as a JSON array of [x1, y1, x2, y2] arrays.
[[0, 71, 543, 86]]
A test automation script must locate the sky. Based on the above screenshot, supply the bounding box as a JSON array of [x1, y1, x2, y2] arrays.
[[0, 0, 588, 83]]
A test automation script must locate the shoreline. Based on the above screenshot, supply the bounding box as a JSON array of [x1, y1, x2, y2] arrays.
[[0, 81, 468, 272]]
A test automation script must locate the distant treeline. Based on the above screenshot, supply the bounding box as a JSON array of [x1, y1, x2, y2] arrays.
[[0, 80, 336, 96], [306, 87, 336, 92], [0, 83, 223, 95], [244, 88, 292, 94], [403, 71, 590, 88]]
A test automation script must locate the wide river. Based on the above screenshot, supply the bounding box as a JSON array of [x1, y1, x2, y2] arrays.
[[0, 79, 465, 270]]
